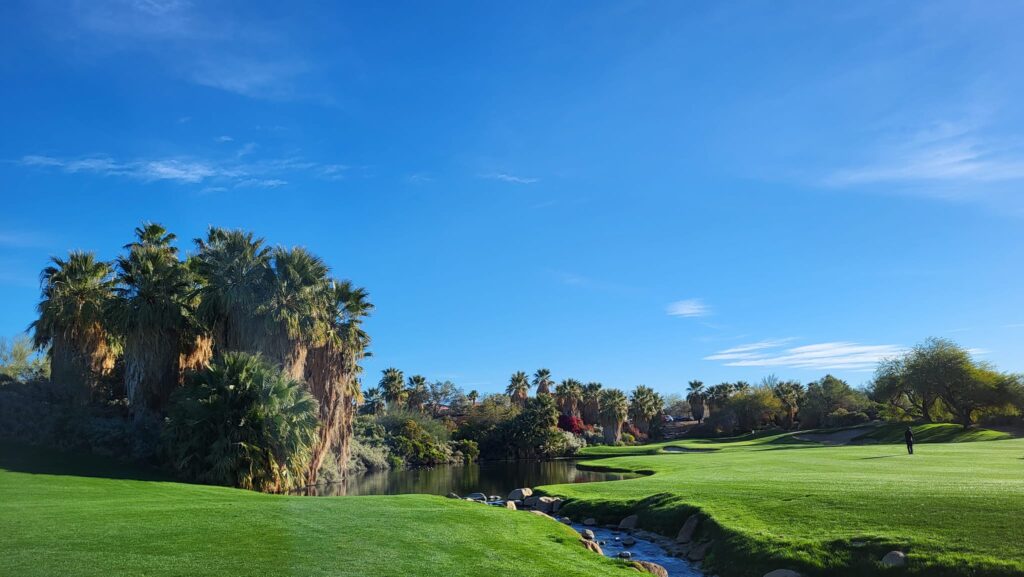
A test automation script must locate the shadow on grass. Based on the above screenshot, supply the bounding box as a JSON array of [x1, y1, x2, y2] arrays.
[[0, 442, 168, 482]]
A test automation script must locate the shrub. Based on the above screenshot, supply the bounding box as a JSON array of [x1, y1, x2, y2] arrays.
[[347, 435, 392, 474], [540, 428, 586, 457], [620, 431, 636, 445], [557, 414, 585, 435], [450, 439, 479, 463], [388, 419, 454, 466], [163, 352, 319, 493], [826, 408, 870, 427]]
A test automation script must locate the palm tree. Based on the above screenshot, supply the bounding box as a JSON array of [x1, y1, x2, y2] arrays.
[[380, 367, 407, 408], [581, 382, 603, 425], [554, 378, 583, 417], [362, 386, 387, 415], [111, 225, 195, 417], [768, 377, 804, 429], [406, 375, 429, 412], [533, 368, 553, 396], [261, 247, 331, 380], [628, 385, 663, 436], [686, 380, 706, 422], [467, 390, 479, 406], [599, 388, 628, 444], [303, 280, 372, 485], [164, 352, 319, 493], [31, 251, 118, 398], [192, 227, 272, 356], [506, 371, 530, 407]]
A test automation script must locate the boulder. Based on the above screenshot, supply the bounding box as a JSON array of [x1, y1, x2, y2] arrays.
[[508, 488, 533, 501], [630, 561, 669, 577], [764, 571, 802, 577], [551, 498, 564, 513], [676, 515, 700, 543], [622, 536, 636, 547], [618, 551, 633, 559], [583, 518, 597, 526], [619, 514, 639, 530], [560, 517, 572, 525], [881, 551, 907, 568], [504, 500, 517, 510], [688, 541, 713, 561], [581, 539, 603, 555], [446, 492, 460, 499], [466, 492, 487, 502], [523, 495, 540, 508], [535, 496, 558, 513], [580, 529, 596, 541]]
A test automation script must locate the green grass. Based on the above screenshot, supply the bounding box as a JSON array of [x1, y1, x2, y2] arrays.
[[0, 444, 634, 577], [540, 427, 1024, 577], [852, 423, 1011, 444]]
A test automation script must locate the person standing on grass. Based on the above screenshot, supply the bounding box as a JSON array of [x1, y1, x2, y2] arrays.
[[905, 426, 914, 455]]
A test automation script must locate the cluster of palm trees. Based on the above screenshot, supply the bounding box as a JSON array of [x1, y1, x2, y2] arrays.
[[502, 369, 660, 444], [31, 223, 372, 486]]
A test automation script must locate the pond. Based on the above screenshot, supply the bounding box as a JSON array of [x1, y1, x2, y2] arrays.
[[296, 460, 640, 497]]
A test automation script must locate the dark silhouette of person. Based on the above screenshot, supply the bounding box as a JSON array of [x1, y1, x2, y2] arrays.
[[904, 427, 914, 455]]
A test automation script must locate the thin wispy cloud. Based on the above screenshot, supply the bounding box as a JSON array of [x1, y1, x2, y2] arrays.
[[666, 298, 710, 318], [825, 121, 1024, 193], [705, 340, 906, 371], [17, 153, 348, 189], [480, 172, 539, 184], [215, 135, 233, 142]]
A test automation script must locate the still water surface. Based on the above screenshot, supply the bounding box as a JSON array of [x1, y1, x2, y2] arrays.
[[299, 460, 639, 497]]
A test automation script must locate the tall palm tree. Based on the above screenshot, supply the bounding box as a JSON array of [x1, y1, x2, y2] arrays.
[[380, 367, 407, 408], [467, 390, 479, 406], [506, 371, 530, 407], [532, 368, 553, 396], [628, 385, 663, 436], [581, 382, 603, 425], [686, 380, 707, 422], [192, 227, 272, 356], [406, 375, 429, 412], [769, 378, 804, 429], [111, 226, 195, 417], [554, 378, 583, 417], [304, 280, 372, 485], [599, 388, 628, 444], [261, 247, 330, 380], [31, 251, 118, 398], [362, 386, 387, 415]]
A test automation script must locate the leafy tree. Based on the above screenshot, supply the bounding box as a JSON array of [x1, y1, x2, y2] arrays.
[[163, 352, 319, 493], [506, 371, 530, 407], [31, 251, 119, 398], [426, 380, 459, 416], [379, 367, 406, 408], [801, 374, 869, 428], [628, 385, 663, 436], [686, 380, 706, 422], [532, 368, 553, 396], [580, 381, 602, 425], [506, 394, 558, 458], [599, 388, 628, 444], [663, 393, 691, 419], [0, 334, 49, 382], [554, 378, 583, 416], [729, 386, 786, 432]]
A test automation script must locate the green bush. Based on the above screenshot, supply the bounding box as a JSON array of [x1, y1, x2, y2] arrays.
[[540, 428, 585, 457], [388, 419, 454, 466], [163, 352, 319, 492], [451, 438, 479, 463]]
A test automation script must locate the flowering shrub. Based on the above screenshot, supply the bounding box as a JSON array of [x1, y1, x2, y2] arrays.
[[557, 414, 585, 435]]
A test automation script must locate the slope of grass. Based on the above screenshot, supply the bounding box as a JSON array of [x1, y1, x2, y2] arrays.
[[548, 429, 1024, 577], [0, 444, 633, 577], [852, 423, 1011, 444]]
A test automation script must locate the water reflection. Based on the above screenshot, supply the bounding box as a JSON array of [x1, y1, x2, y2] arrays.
[[296, 460, 639, 497]]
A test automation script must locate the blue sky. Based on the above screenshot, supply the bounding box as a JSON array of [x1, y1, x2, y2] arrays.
[[2, 1, 1024, 395]]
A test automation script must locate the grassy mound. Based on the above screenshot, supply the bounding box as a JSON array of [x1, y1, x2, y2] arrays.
[[0, 444, 633, 577], [546, 428, 1024, 577], [852, 423, 1011, 444]]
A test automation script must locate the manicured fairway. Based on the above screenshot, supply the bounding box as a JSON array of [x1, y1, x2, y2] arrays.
[[0, 444, 631, 577], [544, 425, 1024, 577]]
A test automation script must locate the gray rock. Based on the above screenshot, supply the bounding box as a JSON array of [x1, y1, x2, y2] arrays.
[[688, 541, 713, 561], [522, 495, 540, 508], [764, 571, 802, 577], [618, 551, 633, 559], [583, 518, 597, 526], [535, 496, 558, 513], [559, 517, 572, 525], [622, 536, 636, 547], [619, 514, 639, 530], [466, 492, 487, 502], [630, 561, 669, 577], [507, 488, 533, 501], [676, 515, 700, 543], [580, 529, 596, 541], [551, 498, 564, 513], [881, 551, 907, 568]]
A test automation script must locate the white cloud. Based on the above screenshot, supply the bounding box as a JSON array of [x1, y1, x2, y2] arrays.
[[705, 340, 906, 371], [215, 135, 233, 142], [666, 298, 710, 318], [824, 121, 1024, 192], [480, 172, 539, 184]]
